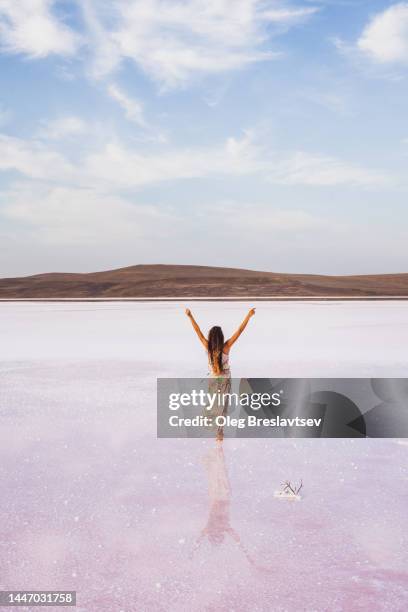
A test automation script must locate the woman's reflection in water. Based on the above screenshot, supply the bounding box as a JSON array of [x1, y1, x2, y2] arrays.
[[190, 441, 273, 573]]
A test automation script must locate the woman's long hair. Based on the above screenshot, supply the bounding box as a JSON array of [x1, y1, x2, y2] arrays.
[[208, 326, 225, 375]]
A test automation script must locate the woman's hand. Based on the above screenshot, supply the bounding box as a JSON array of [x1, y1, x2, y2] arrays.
[[248, 308, 256, 317], [185, 308, 192, 317]]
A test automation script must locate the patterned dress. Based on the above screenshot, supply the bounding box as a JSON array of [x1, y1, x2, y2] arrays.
[[206, 351, 232, 439]]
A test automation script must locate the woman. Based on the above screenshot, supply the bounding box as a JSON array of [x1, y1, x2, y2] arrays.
[[185, 307, 255, 378], [185, 307, 255, 440]]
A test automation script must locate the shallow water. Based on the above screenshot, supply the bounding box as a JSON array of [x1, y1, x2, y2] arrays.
[[0, 302, 407, 611]]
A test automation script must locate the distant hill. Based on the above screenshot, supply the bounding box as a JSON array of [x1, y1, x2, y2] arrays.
[[0, 264, 407, 298]]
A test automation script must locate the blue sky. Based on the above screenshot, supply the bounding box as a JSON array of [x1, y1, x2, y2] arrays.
[[0, 0, 407, 276]]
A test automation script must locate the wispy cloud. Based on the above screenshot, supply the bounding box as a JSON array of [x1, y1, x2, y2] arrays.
[[0, 0, 79, 57], [260, 6, 319, 22], [37, 116, 87, 140], [269, 151, 389, 187], [78, 132, 261, 187], [0, 129, 391, 191], [0, 134, 75, 182], [81, 0, 319, 87], [107, 84, 147, 128], [81, 0, 121, 79], [0, 131, 259, 189], [107, 84, 168, 142]]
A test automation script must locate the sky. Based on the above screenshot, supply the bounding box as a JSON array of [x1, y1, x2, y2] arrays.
[[0, 0, 407, 277]]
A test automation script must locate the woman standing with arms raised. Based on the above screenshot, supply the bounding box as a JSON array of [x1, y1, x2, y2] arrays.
[[185, 307, 256, 378], [185, 307, 256, 440]]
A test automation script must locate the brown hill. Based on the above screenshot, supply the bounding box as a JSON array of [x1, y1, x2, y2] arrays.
[[0, 264, 407, 298]]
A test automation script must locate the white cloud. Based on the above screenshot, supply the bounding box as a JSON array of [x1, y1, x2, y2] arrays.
[[83, 133, 260, 187], [357, 2, 408, 64], [0, 131, 259, 189], [0, 132, 240, 188], [0, 134, 76, 181], [107, 84, 147, 127], [260, 7, 318, 22], [83, 137, 389, 189], [107, 84, 167, 142], [81, 0, 319, 87], [0, 0, 79, 57], [269, 151, 389, 187], [0, 1, 320, 92], [0, 131, 390, 190], [81, 0, 121, 79], [37, 116, 87, 140], [2, 182, 174, 245]]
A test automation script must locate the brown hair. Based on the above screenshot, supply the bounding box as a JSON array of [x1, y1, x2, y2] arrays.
[[208, 326, 225, 375]]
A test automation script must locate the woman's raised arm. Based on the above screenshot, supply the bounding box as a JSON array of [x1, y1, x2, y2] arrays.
[[224, 308, 255, 350], [185, 309, 208, 348]]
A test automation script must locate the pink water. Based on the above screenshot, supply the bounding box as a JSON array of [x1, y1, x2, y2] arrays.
[[0, 302, 407, 611]]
